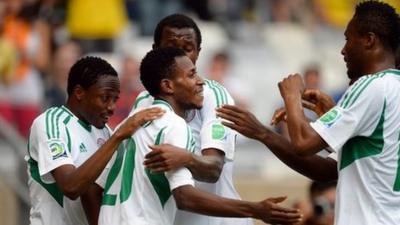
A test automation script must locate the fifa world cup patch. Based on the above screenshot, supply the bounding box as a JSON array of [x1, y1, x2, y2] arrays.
[[212, 124, 226, 140], [48, 140, 67, 160], [319, 107, 342, 127]]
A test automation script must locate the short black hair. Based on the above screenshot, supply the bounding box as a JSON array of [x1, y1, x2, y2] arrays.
[[353, 1, 400, 53], [67, 56, 118, 95], [140, 47, 186, 96], [154, 14, 202, 49]]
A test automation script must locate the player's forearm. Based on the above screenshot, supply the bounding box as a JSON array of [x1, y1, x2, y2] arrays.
[[186, 154, 223, 183], [284, 94, 318, 155], [260, 129, 337, 181], [81, 184, 103, 225], [173, 185, 257, 218], [60, 134, 124, 199]]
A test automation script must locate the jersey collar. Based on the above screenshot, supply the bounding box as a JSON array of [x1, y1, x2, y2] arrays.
[[61, 105, 92, 132], [152, 99, 173, 112], [382, 68, 400, 76]]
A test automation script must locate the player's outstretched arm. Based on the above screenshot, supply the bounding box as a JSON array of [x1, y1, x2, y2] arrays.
[[51, 108, 164, 200], [216, 104, 337, 182], [144, 144, 224, 183], [173, 185, 302, 224]]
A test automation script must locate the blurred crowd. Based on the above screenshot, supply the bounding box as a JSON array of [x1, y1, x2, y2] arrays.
[[0, 0, 399, 138]]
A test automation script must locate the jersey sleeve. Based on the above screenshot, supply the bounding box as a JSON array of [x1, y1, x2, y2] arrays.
[[200, 80, 236, 161], [163, 119, 195, 190], [29, 113, 74, 183], [310, 76, 385, 152]]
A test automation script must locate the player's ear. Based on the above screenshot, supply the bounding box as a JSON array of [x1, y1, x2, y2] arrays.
[[73, 85, 85, 102], [160, 79, 174, 94], [364, 32, 376, 50]]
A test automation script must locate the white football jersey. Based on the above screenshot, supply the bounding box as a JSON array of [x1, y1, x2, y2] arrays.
[[311, 69, 400, 225], [98, 100, 195, 225], [27, 105, 111, 225], [131, 79, 252, 225]]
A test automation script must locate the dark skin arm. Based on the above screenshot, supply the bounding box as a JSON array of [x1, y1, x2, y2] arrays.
[[51, 108, 164, 200], [144, 145, 224, 183], [278, 74, 328, 156], [173, 185, 302, 224], [81, 184, 103, 225], [216, 104, 337, 182]]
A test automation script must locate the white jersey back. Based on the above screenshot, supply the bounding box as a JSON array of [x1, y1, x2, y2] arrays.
[[132, 79, 252, 225], [27, 105, 111, 225], [99, 100, 195, 225], [311, 69, 400, 225]]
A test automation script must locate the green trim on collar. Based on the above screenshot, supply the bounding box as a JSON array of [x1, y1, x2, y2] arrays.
[[153, 99, 173, 111], [77, 119, 92, 132], [61, 105, 91, 132]]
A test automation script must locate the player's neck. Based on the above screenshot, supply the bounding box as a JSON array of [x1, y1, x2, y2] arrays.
[[155, 96, 185, 118], [350, 55, 395, 85], [65, 100, 88, 123]]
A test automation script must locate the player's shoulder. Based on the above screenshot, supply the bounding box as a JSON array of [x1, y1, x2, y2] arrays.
[[140, 102, 187, 133], [339, 73, 389, 109], [359, 69, 400, 87], [132, 91, 153, 110], [204, 79, 229, 92], [31, 106, 75, 141], [378, 69, 400, 84], [159, 109, 187, 129], [32, 106, 69, 128], [203, 78, 234, 106]]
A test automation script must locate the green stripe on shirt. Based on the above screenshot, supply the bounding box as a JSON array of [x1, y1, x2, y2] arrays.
[[340, 100, 386, 170], [146, 126, 171, 207], [28, 158, 64, 206]]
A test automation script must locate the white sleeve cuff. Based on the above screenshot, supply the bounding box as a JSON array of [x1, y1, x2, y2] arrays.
[[310, 121, 341, 153], [39, 158, 74, 183], [166, 168, 195, 191]]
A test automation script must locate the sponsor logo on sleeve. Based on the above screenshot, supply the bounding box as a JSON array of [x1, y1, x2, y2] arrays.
[[212, 124, 226, 140], [319, 108, 342, 127], [48, 140, 67, 160]]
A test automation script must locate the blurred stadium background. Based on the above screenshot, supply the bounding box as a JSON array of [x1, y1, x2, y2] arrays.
[[0, 0, 399, 224]]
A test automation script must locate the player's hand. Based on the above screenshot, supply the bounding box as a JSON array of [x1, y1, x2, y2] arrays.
[[271, 107, 287, 126], [278, 74, 305, 101], [216, 105, 268, 141], [255, 196, 302, 224], [144, 144, 192, 172], [270, 99, 324, 126], [115, 107, 165, 140], [302, 89, 335, 117]]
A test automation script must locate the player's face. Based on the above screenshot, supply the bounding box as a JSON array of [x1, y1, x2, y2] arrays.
[[341, 18, 365, 80], [80, 75, 120, 128], [171, 56, 204, 110], [158, 27, 200, 64]]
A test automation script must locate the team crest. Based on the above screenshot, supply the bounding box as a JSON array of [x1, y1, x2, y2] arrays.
[[48, 140, 67, 160], [319, 108, 341, 127]]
